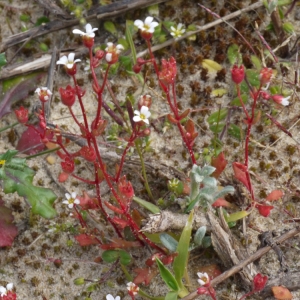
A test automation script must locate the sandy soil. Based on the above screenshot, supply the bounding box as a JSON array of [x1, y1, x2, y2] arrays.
[[1, 0, 300, 299]]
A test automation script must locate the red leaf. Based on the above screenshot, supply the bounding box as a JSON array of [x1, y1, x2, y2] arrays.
[[266, 190, 284, 201], [256, 204, 274, 217], [133, 267, 158, 285], [232, 162, 250, 191], [75, 234, 99, 246], [212, 198, 233, 208], [211, 152, 227, 178], [0, 199, 18, 247], [16, 125, 53, 155], [272, 286, 293, 300]]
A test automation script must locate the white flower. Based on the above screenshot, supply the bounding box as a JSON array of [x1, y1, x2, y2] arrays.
[[281, 96, 290, 106], [63, 192, 80, 209], [106, 294, 120, 300], [197, 272, 209, 286], [0, 283, 13, 297], [134, 16, 159, 33], [133, 106, 151, 124], [105, 42, 124, 63], [170, 23, 185, 39], [127, 282, 139, 295], [56, 53, 81, 69], [73, 23, 98, 38], [35, 87, 52, 101]]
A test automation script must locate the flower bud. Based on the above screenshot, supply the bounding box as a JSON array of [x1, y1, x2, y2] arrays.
[[95, 49, 105, 59], [231, 64, 245, 84], [82, 36, 94, 48], [74, 277, 85, 286], [91, 119, 107, 136], [15, 106, 29, 124], [260, 91, 271, 100], [260, 68, 273, 85], [118, 175, 134, 199], [133, 64, 142, 73], [59, 85, 76, 107], [35, 87, 52, 103], [80, 146, 97, 162], [59, 172, 69, 182], [61, 157, 75, 173], [138, 94, 152, 109], [271, 94, 290, 106]]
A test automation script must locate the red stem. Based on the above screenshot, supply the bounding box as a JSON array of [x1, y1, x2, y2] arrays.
[[71, 75, 91, 146], [115, 130, 138, 182]]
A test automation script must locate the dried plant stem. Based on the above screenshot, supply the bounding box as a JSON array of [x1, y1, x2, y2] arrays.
[[134, 140, 154, 201]]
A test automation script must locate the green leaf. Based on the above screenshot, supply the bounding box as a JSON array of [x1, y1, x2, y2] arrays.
[[225, 210, 249, 223], [104, 21, 117, 35], [20, 14, 30, 22], [213, 185, 235, 200], [102, 250, 119, 263], [39, 43, 49, 52], [228, 123, 242, 140], [35, 16, 50, 26], [156, 258, 179, 292], [0, 150, 57, 219], [209, 123, 225, 134], [283, 22, 294, 34], [227, 44, 240, 65], [231, 94, 248, 106], [202, 59, 222, 72], [147, 4, 159, 16], [119, 249, 132, 265], [245, 69, 260, 87], [173, 210, 194, 283], [160, 233, 178, 252], [250, 55, 262, 70], [102, 249, 131, 265], [194, 226, 206, 246], [207, 108, 228, 125], [132, 196, 160, 213], [126, 20, 137, 65], [165, 291, 178, 300], [0, 53, 7, 69]]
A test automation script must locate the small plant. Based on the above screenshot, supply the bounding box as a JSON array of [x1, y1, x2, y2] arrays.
[[2, 1, 297, 298]]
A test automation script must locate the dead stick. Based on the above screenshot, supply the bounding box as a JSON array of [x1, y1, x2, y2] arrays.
[[182, 226, 300, 300]]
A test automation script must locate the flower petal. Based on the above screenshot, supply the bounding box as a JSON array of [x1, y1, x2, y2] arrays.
[[145, 16, 154, 25], [134, 20, 144, 28], [106, 294, 114, 300], [57, 56, 68, 65], [72, 29, 85, 35], [106, 53, 112, 62], [133, 116, 141, 122]]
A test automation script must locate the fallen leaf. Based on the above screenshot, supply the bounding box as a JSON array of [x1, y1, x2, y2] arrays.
[[0, 199, 18, 247], [272, 286, 293, 300], [266, 190, 284, 201]]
